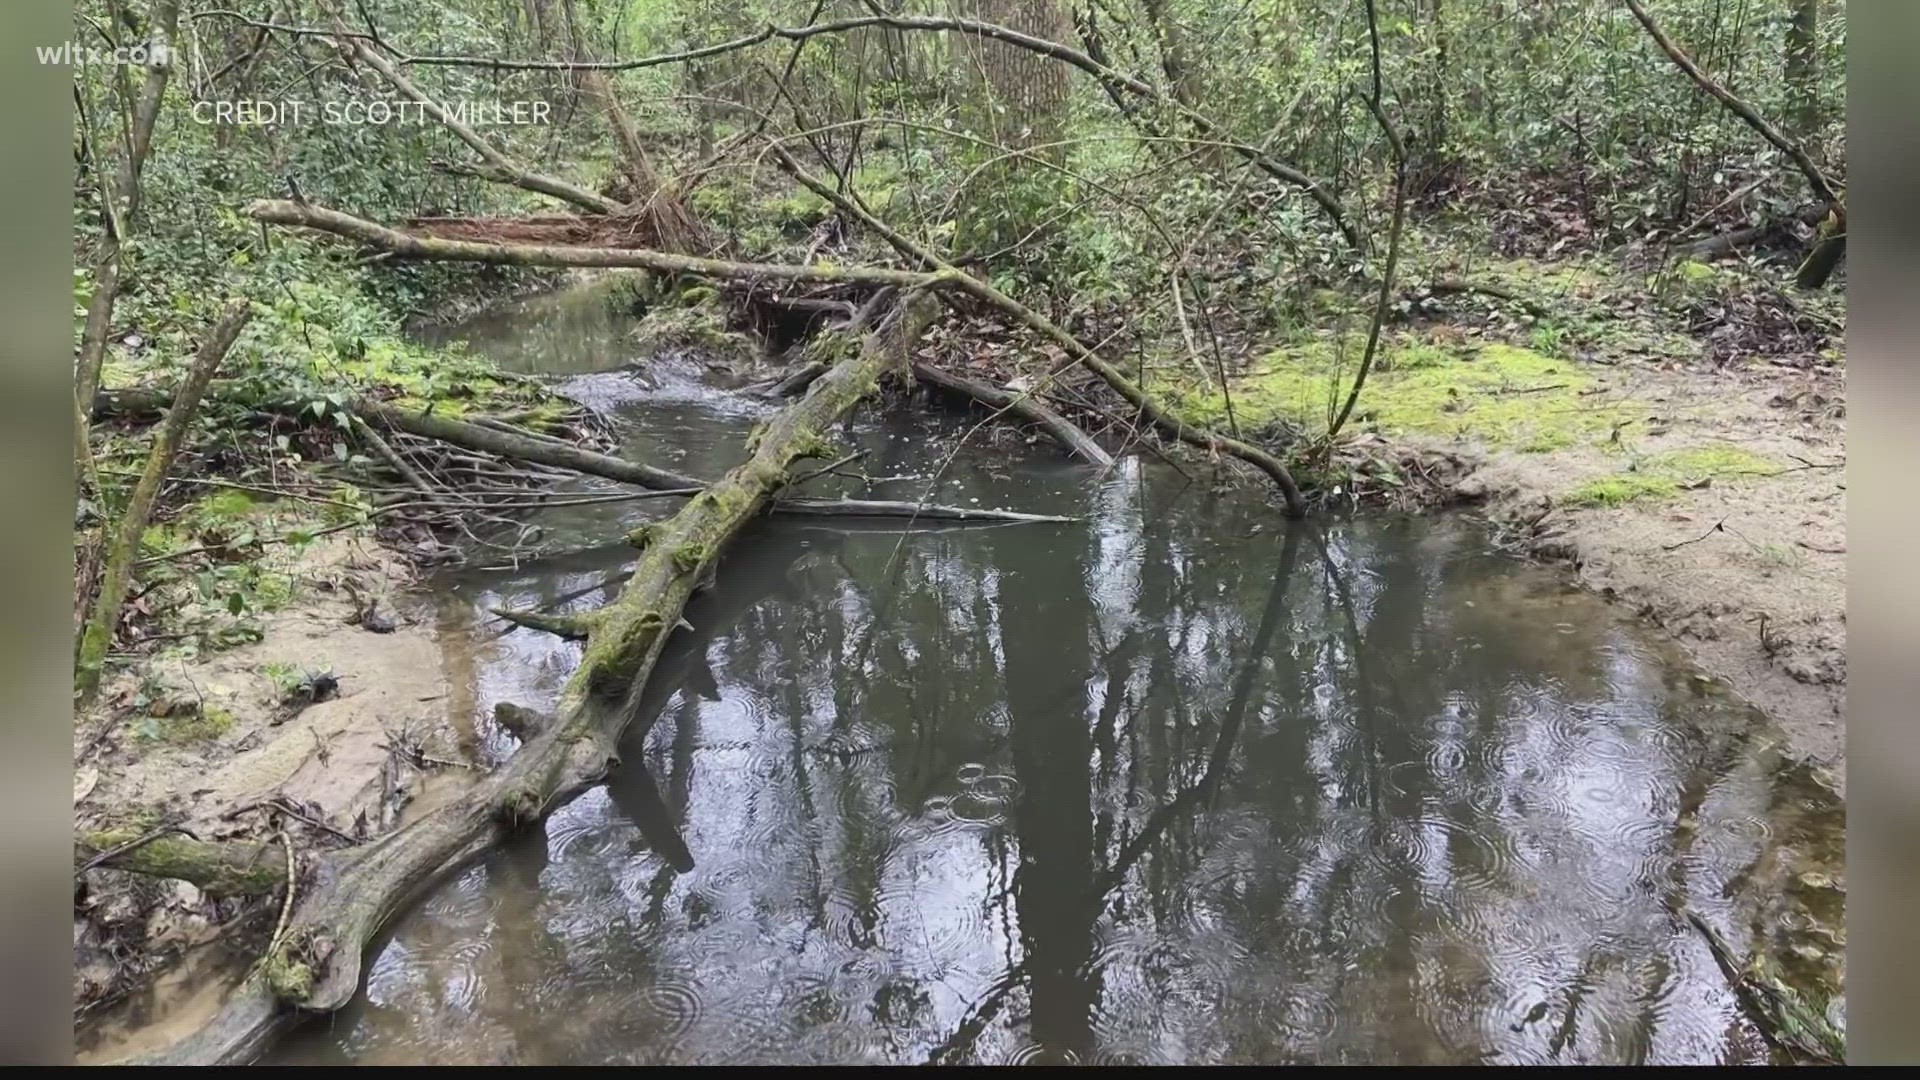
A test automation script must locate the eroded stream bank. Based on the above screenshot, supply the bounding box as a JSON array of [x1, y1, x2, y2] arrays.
[[83, 284, 1843, 1065]]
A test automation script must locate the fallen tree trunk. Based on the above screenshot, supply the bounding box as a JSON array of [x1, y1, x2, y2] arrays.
[[247, 200, 941, 289], [912, 362, 1114, 468], [131, 292, 943, 1065], [1680, 203, 1827, 260]]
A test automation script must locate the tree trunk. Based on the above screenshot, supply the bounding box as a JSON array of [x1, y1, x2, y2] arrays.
[[73, 0, 181, 414], [75, 300, 252, 700], [556, 0, 708, 251], [1785, 0, 1819, 136], [129, 292, 942, 1065]]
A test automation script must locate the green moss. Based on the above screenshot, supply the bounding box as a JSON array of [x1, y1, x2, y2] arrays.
[[80, 827, 284, 897], [495, 786, 544, 827], [134, 695, 237, 744], [672, 543, 710, 574], [1652, 442, 1781, 479], [197, 490, 258, 519], [1564, 442, 1781, 508], [1675, 259, 1719, 286], [159, 702, 235, 743], [262, 951, 313, 1003], [770, 190, 831, 230], [630, 303, 754, 361], [139, 524, 187, 558], [1174, 338, 1627, 451], [253, 571, 295, 610], [1564, 474, 1680, 507]]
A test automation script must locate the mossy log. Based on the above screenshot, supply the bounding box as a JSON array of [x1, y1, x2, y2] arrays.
[[126, 292, 942, 1065], [75, 829, 285, 898]]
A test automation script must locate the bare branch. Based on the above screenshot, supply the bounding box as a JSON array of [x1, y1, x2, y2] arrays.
[[1622, 0, 1839, 209]]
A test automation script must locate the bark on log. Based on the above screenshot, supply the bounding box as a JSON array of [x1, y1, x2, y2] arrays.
[[129, 293, 944, 1065], [912, 361, 1114, 467], [763, 360, 830, 398], [76, 829, 285, 898]]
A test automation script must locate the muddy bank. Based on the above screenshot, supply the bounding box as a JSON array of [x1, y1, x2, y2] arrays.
[[1115, 256, 1846, 785], [74, 534, 479, 1020], [1460, 348, 1845, 785]]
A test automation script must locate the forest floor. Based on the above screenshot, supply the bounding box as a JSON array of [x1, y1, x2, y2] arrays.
[[72, 532, 480, 1021]]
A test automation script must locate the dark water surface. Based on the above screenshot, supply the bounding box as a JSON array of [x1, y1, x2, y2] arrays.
[[267, 288, 1842, 1065]]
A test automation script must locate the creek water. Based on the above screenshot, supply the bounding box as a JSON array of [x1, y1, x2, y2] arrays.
[[256, 286, 1842, 1064]]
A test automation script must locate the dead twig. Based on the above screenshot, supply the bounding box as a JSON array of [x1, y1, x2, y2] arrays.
[[1662, 515, 1729, 552]]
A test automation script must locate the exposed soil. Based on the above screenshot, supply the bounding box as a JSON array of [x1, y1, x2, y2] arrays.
[[1466, 354, 1845, 784], [73, 534, 479, 1017]]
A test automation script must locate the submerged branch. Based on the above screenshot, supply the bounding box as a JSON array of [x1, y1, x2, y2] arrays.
[[912, 362, 1114, 468]]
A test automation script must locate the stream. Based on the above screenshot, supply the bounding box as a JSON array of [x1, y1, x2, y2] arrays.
[[247, 285, 1844, 1064]]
